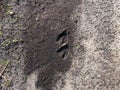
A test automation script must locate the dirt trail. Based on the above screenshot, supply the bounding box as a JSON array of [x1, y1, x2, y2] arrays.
[[0, 0, 120, 90]]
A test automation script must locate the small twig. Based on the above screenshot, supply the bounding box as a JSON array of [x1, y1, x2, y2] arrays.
[[0, 60, 10, 77]]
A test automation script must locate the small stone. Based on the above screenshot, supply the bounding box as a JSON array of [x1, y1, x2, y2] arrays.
[[9, 11, 14, 15]]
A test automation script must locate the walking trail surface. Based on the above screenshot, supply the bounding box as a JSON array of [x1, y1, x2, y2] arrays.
[[0, 0, 120, 90]]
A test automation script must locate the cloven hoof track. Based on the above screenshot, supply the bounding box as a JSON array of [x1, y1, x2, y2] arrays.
[[23, 0, 81, 89], [56, 30, 69, 59]]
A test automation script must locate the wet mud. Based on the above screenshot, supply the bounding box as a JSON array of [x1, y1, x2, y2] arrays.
[[23, 0, 81, 89]]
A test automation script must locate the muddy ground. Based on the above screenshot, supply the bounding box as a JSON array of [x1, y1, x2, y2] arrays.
[[0, 0, 81, 90], [0, 0, 120, 90], [23, 0, 81, 89]]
